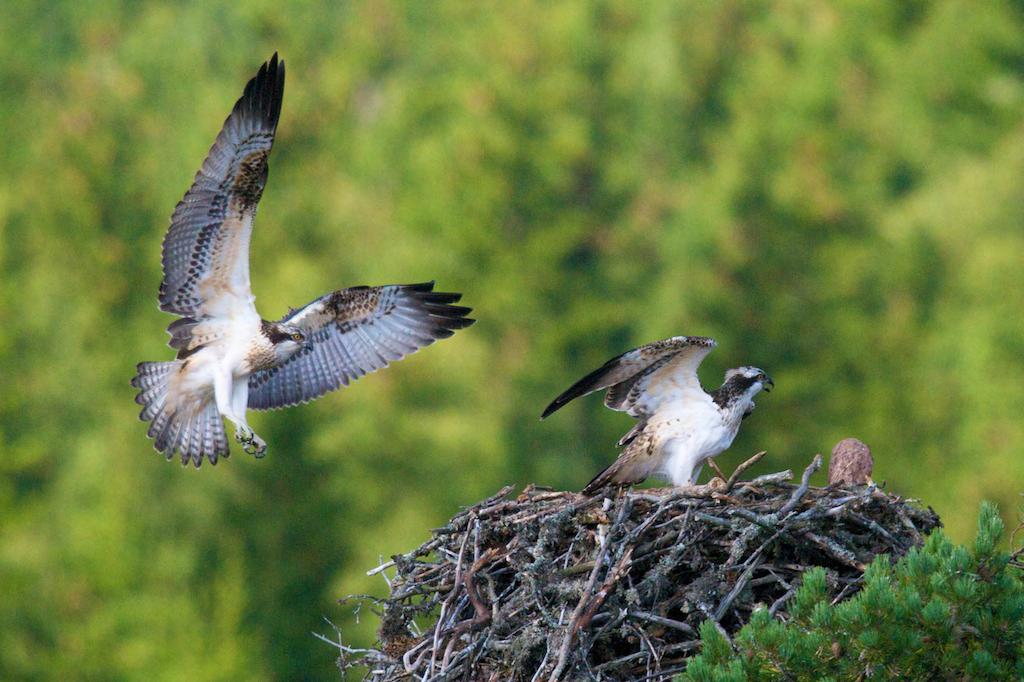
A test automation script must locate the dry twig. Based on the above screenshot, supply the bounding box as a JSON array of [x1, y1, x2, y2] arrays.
[[336, 455, 940, 681]]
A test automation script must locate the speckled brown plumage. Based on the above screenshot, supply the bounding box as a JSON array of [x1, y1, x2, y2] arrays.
[[582, 428, 659, 494], [828, 437, 874, 486], [232, 149, 270, 208], [246, 282, 474, 410], [158, 53, 284, 318], [541, 336, 717, 419], [329, 287, 383, 322], [243, 333, 279, 373]]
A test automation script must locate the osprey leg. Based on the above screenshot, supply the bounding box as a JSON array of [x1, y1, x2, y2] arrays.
[[231, 378, 265, 458], [214, 370, 266, 458]]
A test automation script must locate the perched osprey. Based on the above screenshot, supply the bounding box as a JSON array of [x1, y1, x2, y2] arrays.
[[541, 336, 772, 494], [132, 54, 473, 466]]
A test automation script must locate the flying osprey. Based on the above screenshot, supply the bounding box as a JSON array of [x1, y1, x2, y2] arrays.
[[541, 336, 772, 494], [132, 54, 473, 466]]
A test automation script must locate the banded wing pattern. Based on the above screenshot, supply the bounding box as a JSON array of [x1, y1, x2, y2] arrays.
[[248, 282, 474, 409], [159, 53, 285, 324], [540, 336, 717, 419]]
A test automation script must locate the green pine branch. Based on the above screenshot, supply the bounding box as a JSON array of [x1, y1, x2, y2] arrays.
[[682, 502, 1024, 681]]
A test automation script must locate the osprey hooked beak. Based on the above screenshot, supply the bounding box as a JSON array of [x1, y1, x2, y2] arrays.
[[761, 374, 774, 392]]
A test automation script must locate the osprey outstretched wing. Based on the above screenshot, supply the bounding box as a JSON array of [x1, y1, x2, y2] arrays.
[[248, 282, 472, 409], [540, 336, 717, 419], [133, 55, 474, 467], [160, 53, 284, 322]]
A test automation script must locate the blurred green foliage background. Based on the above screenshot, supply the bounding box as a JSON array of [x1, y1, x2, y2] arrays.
[[2, 0, 1023, 678]]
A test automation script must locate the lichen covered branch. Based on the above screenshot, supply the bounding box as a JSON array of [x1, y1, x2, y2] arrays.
[[338, 456, 939, 681]]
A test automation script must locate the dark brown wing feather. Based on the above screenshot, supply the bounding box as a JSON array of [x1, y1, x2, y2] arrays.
[[247, 282, 474, 409], [541, 336, 716, 419], [159, 53, 285, 320]]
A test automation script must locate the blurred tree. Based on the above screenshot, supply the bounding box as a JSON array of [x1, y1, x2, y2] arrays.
[[1, 0, 1022, 678]]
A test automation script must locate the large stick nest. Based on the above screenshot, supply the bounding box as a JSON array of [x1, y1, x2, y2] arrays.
[[334, 455, 939, 681]]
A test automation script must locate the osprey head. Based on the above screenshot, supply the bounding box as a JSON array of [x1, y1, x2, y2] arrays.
[[712, 366, 773, 415], [724, 366, 773, 394], [262, 321, 308, 361]]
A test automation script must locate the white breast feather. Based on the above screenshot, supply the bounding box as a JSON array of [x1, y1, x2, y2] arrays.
[[648, 390, 739, 485]]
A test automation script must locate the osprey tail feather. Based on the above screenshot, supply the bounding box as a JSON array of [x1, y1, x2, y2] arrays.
[[581, 431, 659, 495], [582, 455, 647, 495], [132, 361, 228, 467]]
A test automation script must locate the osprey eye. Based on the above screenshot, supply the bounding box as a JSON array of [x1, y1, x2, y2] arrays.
[[291, 333, 303, 342]]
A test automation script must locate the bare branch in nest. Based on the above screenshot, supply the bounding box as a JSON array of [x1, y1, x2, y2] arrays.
[[706, 457, 727, 481], [779, 453, 823, 517], [725, 451, 767, 491], [335, 455, 940, 681]]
